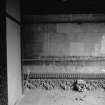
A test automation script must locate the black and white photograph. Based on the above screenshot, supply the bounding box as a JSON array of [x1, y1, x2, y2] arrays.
[[0, 0, 105, 105]]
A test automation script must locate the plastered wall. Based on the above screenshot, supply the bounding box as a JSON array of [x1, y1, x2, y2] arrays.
[[6, 0, 22, 105], [23, 23, 105, 74], [23, 23, 105, 57], [7, 18, 22, 105]]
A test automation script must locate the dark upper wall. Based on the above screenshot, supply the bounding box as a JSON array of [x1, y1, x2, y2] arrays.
[[6, 0, 20, 21], [23, 14, 105, 58], [22, 0, 105, 14]]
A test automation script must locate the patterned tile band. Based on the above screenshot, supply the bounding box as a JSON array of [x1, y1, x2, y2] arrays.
[[24, 73, 105, 91], [23, 56, 105, 91], [24, 73, 105, 79], [24, 78, 105, 91]]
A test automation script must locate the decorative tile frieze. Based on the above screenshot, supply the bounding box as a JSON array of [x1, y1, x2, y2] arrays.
[[24, 73, 105, 79], [24, 73, 105, 91]]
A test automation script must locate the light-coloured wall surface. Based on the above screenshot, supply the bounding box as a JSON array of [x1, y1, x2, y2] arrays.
[[6, 0, 22, 104], [6, 18, 22, 105], [24, 63, 105, 74]]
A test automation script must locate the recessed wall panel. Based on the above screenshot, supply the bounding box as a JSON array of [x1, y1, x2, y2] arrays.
[[6, 18, 22, 105]]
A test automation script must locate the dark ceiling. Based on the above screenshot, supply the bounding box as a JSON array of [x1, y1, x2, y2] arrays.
[[22, 0, 105, 14]]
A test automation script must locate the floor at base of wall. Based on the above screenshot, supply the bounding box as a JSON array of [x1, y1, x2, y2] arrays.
[[17, 88, 105, 105]]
